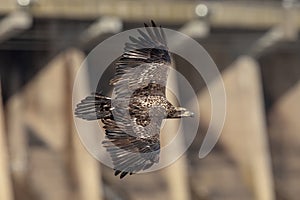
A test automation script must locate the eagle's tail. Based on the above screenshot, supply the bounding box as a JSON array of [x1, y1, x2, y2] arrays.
[[75, 92, 112, 120]]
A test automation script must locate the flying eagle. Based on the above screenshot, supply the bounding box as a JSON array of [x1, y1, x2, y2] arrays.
[[75, 21, 194, 178]]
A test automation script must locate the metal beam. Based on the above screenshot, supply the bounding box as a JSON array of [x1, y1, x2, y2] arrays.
[[1, 1, 300, 30], [0, 81, 14, 200], [249, 2, 298, 57], [79, 16, 123, 45], [0, 10, 32, 43], [0, 0, 16, 14]]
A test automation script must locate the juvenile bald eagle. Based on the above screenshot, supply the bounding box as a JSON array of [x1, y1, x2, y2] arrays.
[[75, 21, 193, 178]]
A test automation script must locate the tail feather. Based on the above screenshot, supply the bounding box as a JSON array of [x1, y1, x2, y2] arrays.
[[75, 93, 112, 120]]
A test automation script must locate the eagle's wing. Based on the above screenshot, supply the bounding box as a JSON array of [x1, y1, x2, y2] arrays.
[[102, 106, 164, 178], [102, 21, 171, 178], [110, 20, 171, 98]]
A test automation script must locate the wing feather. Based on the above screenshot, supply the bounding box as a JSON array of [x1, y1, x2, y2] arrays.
[[110, 21, 171, 97], [75, 93, 112, 120], [102, 103, 163, 178]]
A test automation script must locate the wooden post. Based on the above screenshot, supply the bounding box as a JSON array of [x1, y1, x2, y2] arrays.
[[161, 66, 191, 200], [23, 49, 103, 200], [15, 48, 105, 200], [269, 80, 300, 198], [6, 85, 28, 200], [24, 51, 70, 153], [23, 52, 75, 200], [0, 11, 32, 43], [66, 49, 103, 200], [0, 81, 14, 200], [197, 56, 275, 200]]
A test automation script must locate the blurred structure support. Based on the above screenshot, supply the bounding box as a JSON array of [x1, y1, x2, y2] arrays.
[[198, 56, 275, 200], [162, 152, 191, 200], [161, 67, 191, 200], [0, 10, 32, 43], [79, 16, 123, 45], [249, 25, 291, 57], [269, 79, 300, 198], [6, 86, 28, 200], [179, 19, 210, 39], [0, 81, 14, 200], [25, 54, 70, 152], [0, 0, 16, 13], [249, 2, 298, 57], [281, 0, 299, 41], [22, 49, 103, 200], [0, 1, 298, 30], [24, 52, 77, 199], [71, 132, 103, 200], [66, 49, 103, 200]]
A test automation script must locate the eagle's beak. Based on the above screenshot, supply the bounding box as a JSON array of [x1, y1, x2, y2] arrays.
[[177, 107, 194, 118]]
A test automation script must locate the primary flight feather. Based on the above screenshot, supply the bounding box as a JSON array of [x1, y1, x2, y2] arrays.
[[75, 20, 193, 178]]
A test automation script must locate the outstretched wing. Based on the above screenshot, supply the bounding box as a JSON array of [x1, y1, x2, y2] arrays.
[[110, 20, 171, 99], [102, 107, 164, 178]]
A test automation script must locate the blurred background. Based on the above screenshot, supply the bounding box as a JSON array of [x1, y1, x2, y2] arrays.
[[0, 0, 300, 200]]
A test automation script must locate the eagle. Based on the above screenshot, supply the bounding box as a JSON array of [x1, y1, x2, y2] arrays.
[[75, 21, 194, 178]]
